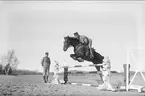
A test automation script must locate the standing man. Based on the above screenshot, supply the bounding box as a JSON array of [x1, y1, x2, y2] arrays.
[[41, 52, 51, 83], [74, 32, 94, 58]]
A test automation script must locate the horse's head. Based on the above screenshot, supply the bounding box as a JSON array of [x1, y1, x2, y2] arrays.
[[63, 36, 79, 51], [63, 36, 71, 51]]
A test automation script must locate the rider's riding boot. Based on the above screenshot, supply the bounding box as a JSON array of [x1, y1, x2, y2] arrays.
[[90, 49, 94, 59], [43, 76, 47, 83]]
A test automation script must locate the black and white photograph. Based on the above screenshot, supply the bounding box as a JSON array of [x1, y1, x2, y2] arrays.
[[0, 0, 145, 96]]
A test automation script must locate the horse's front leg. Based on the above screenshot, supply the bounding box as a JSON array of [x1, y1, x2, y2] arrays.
[[70, 54, 84, 62], [70, 54, 77, 60], [98, 71, 103, 83]]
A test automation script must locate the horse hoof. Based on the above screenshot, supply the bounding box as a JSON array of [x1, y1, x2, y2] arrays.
[[78, 60, 83, 62]]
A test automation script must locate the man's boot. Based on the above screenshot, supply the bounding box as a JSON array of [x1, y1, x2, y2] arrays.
[[64, 80, 68, 84], [43, 76, 46, 83], [46, 76, 48, 83]]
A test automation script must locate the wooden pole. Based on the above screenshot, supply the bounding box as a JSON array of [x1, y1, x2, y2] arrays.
[[64, 67, 68, 84], [123, 64, 130, 91]]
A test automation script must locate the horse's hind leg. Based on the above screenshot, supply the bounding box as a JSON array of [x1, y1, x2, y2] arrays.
[[95, 66, 103, 83], [98, 71, 103, 83]]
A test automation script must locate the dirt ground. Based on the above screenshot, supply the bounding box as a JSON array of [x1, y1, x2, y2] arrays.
[[0, 74, 145, 96]]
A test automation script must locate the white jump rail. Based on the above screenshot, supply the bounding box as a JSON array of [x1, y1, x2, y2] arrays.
[[61, 64, 104, 68]]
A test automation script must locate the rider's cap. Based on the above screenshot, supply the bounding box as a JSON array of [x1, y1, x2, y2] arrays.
[[74, 32, 79, 35], [45, 52, 49, 55]]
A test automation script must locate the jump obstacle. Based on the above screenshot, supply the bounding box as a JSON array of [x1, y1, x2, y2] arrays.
[[62, 63, 145, 92], [51, 60, 145, 92], [62, 64, 103, 85], [61, 58, 115, 91]]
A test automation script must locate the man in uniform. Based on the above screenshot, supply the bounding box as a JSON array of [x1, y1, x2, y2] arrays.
[[41, 52, 51, 83], [74, 32, 94, 58]]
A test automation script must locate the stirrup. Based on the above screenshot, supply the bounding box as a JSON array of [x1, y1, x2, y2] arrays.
[[90, 55, 94, 58]]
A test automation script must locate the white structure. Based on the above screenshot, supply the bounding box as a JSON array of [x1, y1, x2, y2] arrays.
[[97, 56, 115, 91], [51, 61, 60, 84], [125, 48, 145, 92]]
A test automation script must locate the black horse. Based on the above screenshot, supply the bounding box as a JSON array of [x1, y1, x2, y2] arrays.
[[63, 36, 104, 72]]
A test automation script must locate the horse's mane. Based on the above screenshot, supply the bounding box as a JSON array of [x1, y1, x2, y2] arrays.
[[67, 36, 80, 43]]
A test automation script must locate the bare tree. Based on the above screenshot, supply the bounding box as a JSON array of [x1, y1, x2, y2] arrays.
[[7, 49, 19, 70], [0, 55, 8, 67], [0, 64, 5, 74], [0, 49, 19, 75]]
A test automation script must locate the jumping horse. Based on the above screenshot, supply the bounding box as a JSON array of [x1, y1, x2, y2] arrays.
[[63, 36, 105, 81]]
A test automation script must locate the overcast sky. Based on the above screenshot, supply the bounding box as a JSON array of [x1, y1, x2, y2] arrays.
[[0, 1, 145, 72]]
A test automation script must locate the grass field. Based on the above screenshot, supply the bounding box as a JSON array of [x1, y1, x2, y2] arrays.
[[0, 73, 145, 96]]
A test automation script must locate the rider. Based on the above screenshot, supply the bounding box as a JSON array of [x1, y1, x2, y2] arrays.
[[74, 32, 94, 58]]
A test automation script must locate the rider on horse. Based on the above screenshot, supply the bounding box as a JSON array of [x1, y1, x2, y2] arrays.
[[73, 32, 94, 58]]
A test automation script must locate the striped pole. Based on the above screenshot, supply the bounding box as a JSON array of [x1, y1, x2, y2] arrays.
[[70, 83, 98, 87], [62, 64, 103, 68], [67, 71, 98, 74]]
